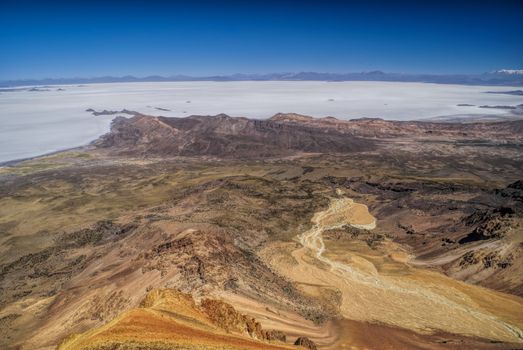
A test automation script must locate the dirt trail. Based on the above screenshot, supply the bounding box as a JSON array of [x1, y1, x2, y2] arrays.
[[274, 195, 523, 343]]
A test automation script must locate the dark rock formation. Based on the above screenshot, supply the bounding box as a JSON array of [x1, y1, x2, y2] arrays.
[[86, 108, 141, 116], [508, 180, 523, 190], [294, 336, 317, 350], [94, 114, 375, 158], [459, 212, 511, 244]]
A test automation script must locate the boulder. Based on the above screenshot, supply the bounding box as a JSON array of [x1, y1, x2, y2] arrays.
[[294, 337, 317, 350]]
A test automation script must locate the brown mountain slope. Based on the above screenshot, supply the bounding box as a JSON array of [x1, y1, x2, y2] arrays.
[[57, 288, 295, 350], [93, 114, 375, 157], [269, 113, 523, 139], [93, 112, 523, 158]]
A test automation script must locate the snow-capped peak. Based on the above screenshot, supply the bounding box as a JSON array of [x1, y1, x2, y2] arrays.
[[495, 69, 523, 75]]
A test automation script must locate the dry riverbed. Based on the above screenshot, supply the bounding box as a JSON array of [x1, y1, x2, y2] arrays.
[[261, 193, 523, 346]]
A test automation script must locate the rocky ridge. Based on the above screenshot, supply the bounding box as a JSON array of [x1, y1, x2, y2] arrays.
[[93, 112, 523, 158], [57, 288, 308, 350]]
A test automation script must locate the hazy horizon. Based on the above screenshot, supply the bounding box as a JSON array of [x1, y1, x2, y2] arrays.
[[2, 69, 523, 82]]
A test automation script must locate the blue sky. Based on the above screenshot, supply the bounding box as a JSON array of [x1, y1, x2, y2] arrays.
[[1, 0, 522, 79]]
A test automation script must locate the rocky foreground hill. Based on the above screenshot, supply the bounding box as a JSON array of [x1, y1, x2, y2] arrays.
[[1, 113, 523, 350]]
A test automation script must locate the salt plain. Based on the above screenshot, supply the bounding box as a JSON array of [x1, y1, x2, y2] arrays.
[[1, 81, 522, 163]]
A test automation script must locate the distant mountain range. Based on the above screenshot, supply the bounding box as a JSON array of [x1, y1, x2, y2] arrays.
[[2, 70, 523, 87]]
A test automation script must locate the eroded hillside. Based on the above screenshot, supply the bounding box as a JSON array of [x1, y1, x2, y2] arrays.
[[1, 113, 523, 349], [57, 288, 295, 350]]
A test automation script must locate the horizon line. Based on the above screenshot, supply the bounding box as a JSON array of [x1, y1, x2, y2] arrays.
[[3, 69, 523, 83]]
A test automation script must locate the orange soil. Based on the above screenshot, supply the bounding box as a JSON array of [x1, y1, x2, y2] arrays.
[[57, 289, 294, 350]]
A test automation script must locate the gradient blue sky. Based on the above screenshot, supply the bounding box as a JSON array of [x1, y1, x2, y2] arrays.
[[1, 0, 522, 80]]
